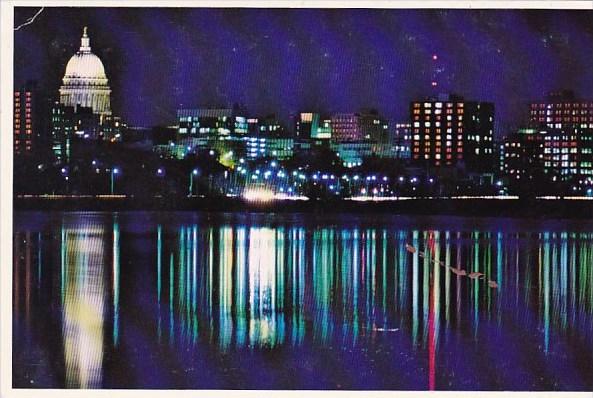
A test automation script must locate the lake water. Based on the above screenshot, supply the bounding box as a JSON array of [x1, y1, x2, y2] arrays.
[[12, 211, 593, 390]]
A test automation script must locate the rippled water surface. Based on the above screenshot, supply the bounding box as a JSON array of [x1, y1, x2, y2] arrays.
[[12, 211, 593, 390]]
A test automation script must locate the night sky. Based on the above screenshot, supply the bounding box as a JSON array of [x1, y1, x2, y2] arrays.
[[13, 7, 593, 135]]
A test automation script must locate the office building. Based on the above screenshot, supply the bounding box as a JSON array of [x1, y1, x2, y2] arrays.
[[410, 94, 495, 172]]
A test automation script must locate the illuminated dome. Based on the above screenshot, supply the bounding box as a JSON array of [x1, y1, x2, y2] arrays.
[[64, 52, 107, 81], [59, 27, 111, 115]]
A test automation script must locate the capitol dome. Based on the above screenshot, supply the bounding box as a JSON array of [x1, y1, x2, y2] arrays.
[[59, 27, 111, 115], [64, 52, 107, 81]]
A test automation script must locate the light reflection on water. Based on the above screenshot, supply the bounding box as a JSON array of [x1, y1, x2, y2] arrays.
[[61, 224, 107, 388], [12, 212, 593, 390]]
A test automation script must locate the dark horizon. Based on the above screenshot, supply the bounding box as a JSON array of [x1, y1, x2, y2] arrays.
[[13, 7, 593, 134]]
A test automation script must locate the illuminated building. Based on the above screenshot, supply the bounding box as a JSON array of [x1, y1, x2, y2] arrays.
[[530, 92, 593, 183], [331, 113, 363, 142], [13, 81, 38, 156], [296, 112, 319, 138], [167, 109, 294, 161], [73, 106, 101, 140], [529, 90, 593, 128], [247, 118, 260, 135], [234, 116, 248, 134], [393, 123, 412, 159], [503, 92, 593, 184], [501, 129, 539, 181], [296, 113, 332, 139], [410, 94, 494, 171], [55, 27, 126, 148], [100, 115, 126, 142], [174, 108, 292, 162], [257, 115, 285, 136], [177, 109, 234, 137], [245, 136, 294, 160], [359, 110, 390, 157], [50, 101, 124, 162], [330, 141, 374, 168], [50, 102, 75, 163], [59, 27, 111, 116], [502, 128, 593, 182], [316, 118, 332, 139]]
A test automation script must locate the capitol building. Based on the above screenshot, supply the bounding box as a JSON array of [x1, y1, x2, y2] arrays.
[[59, 27, 111, 116], [51, 27, 125, 163]]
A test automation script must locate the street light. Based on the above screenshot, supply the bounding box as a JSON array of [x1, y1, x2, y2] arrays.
[[111, 167, 119, 195], [189, 168, 199, 197], [61, 167, 69, 193]]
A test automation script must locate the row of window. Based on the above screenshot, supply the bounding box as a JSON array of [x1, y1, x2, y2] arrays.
[[531, 103, 593, 109], [413, 102, 465, 109]]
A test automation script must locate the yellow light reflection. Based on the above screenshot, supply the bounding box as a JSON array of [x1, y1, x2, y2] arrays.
[[61, 223, 107, 388]]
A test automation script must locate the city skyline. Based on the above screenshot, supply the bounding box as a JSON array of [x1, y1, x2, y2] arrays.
[[9, 5, 593, 393], [14, 7, 593, 134]]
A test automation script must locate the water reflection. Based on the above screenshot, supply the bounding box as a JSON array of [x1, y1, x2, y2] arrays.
[[60, 220, 108, 388], [12, 213, 593, 389]]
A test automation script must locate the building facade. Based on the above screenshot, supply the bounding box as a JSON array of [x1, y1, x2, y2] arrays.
[[410, 94, 494, 171], [529, 90, 593, 129], [331, 113, 363, 142], [177, 108, 234, 137], [50, 102, 75, 163], [13, 82, 38, 156], [392, 123, 412, 159], [502, 91, 593, 185]]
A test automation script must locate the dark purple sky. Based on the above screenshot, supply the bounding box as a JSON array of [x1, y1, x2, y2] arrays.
[[13, 7, 593, 135]]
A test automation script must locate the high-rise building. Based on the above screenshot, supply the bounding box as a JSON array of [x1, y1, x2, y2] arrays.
[[50, 102, 75, 163], [59, 27, 111, 116], [13, 81, 38, 156], [410, 94, 494, 171]]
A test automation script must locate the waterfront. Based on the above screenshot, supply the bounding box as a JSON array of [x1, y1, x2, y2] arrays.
[[12, 211, 593, 390]]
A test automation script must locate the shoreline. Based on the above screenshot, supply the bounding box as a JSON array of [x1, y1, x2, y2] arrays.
[[12, 196, 593, 219]]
